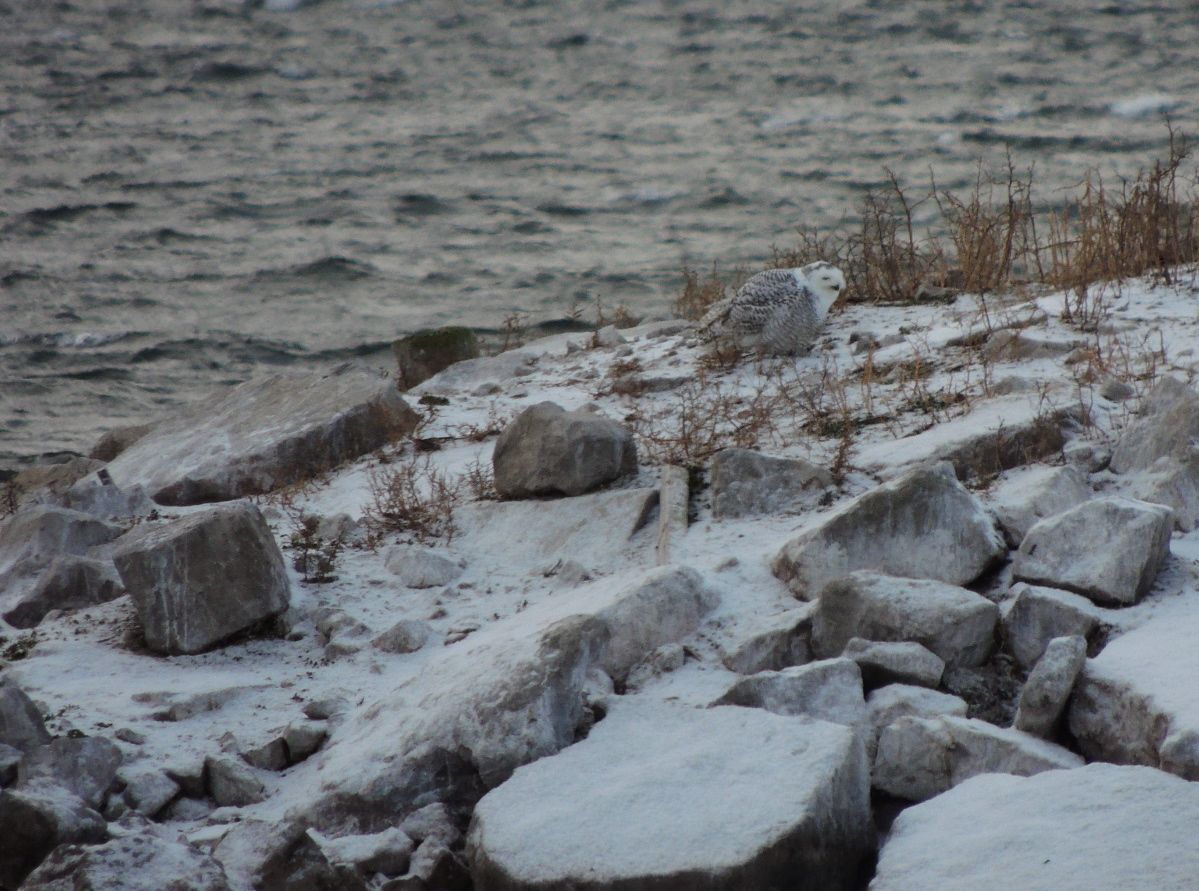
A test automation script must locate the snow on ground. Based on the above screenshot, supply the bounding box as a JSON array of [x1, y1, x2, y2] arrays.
[[6, 272, 1199, 886]]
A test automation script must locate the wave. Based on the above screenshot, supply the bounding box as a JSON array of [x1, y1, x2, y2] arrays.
[[0, 330, 140, 349]]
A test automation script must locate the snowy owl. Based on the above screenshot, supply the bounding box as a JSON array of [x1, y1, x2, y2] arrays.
[[697, 261, 845, 356]]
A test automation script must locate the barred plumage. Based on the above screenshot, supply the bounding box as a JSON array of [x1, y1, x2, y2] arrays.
[[698, 261, 845, 356]]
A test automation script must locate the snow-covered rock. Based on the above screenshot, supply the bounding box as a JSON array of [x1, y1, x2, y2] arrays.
[[812, 571, 999, 668], [772, 463, 1004, 598], [455, 486, 658, 568], [718, 604, 814, 675], [1014, 635, 1087, 738], [1011, 496, 1172, 606], [101, 364, 418, 505], [0, 783, 107, 888], [282, 720, 328, 764], [467, 700, 873, 890], [1109, 376, 1199, 473], [709, 448, 832, 519], [383, 545, 463, 588], [986, 463, 1092, 546], [713, 658, 868, 734], [371, 619, 433, 654], [307, 826, 415, 877], [872, 715, 1083, 801], [1069, 604, 1199, 779], [1001, 582, 1103, 670], [492, 401, 638, 498], [932, 406, 1083, 482], [62, 479, 156, 522], [205, 755, 266, 807], [113, 501, 290, 655], [865, 685, 967, 761], [118, 766, 181, 817], [21, 823, 233, 891], [3, 555, 124, 629], [871, 765, 1199, 891], [392, 326, 480, 391], [843, 637, 944, 689], [16, 736, 123, 810], [0, 682, 52, 753]]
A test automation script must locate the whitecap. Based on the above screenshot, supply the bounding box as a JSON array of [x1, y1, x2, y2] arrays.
[[1110, 94, 1179, 119]]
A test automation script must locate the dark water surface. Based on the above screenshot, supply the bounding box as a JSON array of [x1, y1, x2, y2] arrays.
[[2, 0, 1196, 467]]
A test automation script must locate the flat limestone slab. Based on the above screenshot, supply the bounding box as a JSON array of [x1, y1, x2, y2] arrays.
[[871, 765, 1199, 891], [468, 701, 873, 891], [103, 364, 417, 504]]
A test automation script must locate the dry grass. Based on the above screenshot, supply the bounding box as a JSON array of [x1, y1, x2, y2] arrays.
[[363, 452, 462, 543], [674, 130, 1199, 322]]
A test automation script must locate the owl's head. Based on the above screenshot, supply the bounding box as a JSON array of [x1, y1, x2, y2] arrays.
[[799, 261, 846, 313]]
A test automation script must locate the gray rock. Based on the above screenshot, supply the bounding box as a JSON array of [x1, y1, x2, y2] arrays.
[[1069, 606, 1199, 779], [0, 742, 20, 786], [812, 571, 999, 668], [1063, 438, 1111, 473], [987, 463, 1092, 547], [0, 784, 107, 888], [1109, 376, 1199, 473], [3, 555, 124, 629], [372, 619, 433, 654], [593, 324, 626, 348], [456, 487, 658, 568], [0, 682, 51, 753], [205, 755, 267, 807], [872, 715, 1083, 802], [21, 822, 232, 890], [308, 826, 415, 877], [467, 701, 873, 890], [392, 326, 480, 391], [113, 501, 290, 654], [1124, 453, 1199, 531], [624, 642, 686, 691], [719, 605, 814, 675], [1011, 496, 1172, 606], [102, 364, 418, 504], [1014, 635, 1087, 738], [89, 422, 156, 462], [9, 458, 105, 509], [390, 839, 470, 890], [871, 765, 1199, 891], [772, 462, 1004, 598], [417, 350, 538, 396], [384, 546, 463, 588], [709, 448, 833, 519], [241, 737, 289, 772], [233, 565, 719, 871], [283, 720, 328, 763], [843, 637, 944, 689], [62, 479, 156, 521], [118, 766, 181, 817], [0, 505, 123, 611], [713, 658, 868, 736], [1002, 582, 1104, 670], [865, 685, 967, 761], [492, 401, 637, 498], [17, 737, 123, 810], [933, 407, 1085, 483], [399, 802, 460, 848]]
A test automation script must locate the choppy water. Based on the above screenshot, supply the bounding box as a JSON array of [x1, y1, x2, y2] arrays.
[[3, 0, 1197, 470]]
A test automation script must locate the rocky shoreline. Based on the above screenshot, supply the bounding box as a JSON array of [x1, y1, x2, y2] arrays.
[[4, 275, 1199, 889]]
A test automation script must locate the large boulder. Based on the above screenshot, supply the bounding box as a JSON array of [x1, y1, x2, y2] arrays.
[[467, 701, 874, 891], [16, 737, 123, 810], [843, 638, 944, 689], [236, 565, 720, 875], [21, 823, 233, 891], [1011, 496, 1172, 606], [812, 572, 999, 668], [0, 505, 123, 614], [932, 407, 1084, 483], [1001, 582, 1104, 671], [986, 463, 1092, 546], [112, 501, 290, 655], [1013, 635, 1087, 738], [0, 682, 51, 753], [772, 463, 1004, 598], [865, 685, 967, 761], [872, 715, 1083, 802], [718, 605, 814, 675], [3, 555, 124, 629], [871, 765, 1199, 891], [713, 658, 868, 736], [1069, 604, 1199, 779], [492, 402, 637, 499], [1109, 377, 1199, 473], [101, 364, 418, 505], [393, 326, 480, 391], [709, 448, 832, 519], [0, 784, 107, 888], [455, 487, 658, 569]]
